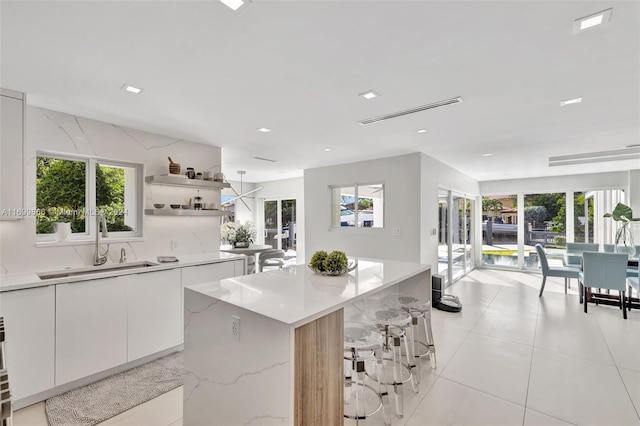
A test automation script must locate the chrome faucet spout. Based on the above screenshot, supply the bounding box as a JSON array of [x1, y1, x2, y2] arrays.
[[94, 213, 109, 266], [119, 248, 127, 264]]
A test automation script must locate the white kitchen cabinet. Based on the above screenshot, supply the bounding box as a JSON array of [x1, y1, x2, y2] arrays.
[[0, 89, 24, 219], [126, 269, 181, 361], [0, 286, 55, 401], [56, 276, 128, 385]]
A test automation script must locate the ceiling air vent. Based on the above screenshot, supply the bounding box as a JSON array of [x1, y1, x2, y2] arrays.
[[549, 147, 640, 167], [357, 96, 463, 126], [254, 156, 276, 163]]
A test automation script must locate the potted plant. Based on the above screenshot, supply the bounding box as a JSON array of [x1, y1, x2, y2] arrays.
[[221, 221, 256, 248], [604, 202, 639, 257]]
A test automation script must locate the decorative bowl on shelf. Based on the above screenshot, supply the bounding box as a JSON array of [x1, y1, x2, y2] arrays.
[[170, 204, 181, 209], [181, 205, 191, 209], [153, 203, 165, 209]]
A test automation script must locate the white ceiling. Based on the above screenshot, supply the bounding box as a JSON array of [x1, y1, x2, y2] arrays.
[[1, 0, 638, 183]]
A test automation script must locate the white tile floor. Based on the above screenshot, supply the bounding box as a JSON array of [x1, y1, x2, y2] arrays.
[[13, 268, 640, 426]]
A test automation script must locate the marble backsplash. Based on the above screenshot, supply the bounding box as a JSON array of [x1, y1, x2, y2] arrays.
[[0, 105, 224, 275]]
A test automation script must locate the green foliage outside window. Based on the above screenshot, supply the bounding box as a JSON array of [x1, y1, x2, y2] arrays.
[[36, 157, 133, 234]]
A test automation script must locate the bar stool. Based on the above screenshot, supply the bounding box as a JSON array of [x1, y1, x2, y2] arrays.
[[344, 322, 391, 426], [365, 306, 418, 418], [383, 293, 437, 380]]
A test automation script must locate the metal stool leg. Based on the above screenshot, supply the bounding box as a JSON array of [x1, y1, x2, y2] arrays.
[[374, 347, 391, 426], [354, 356, 366, 424], [421, 311, 437, 369], [401, 325, 419, 393], [410, 315, 421, 385], [391, 335, 403, 418]]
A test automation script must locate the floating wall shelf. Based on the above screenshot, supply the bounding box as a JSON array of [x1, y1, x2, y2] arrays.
[[144, 209, 229, 217]]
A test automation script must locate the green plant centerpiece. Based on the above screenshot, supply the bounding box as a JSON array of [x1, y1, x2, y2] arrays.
[[604, 202, 639, 257], [221, 221, 256, 248], [308, 250, 356, 275]]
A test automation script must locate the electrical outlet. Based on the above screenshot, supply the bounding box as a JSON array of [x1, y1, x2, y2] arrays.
[[392, 227, 401, 236], [171, 240, 178, 251], [231, 315, 240, 341]]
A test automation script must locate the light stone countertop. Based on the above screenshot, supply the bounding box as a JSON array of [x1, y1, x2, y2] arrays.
[[0, 252, 246, 292], [185, 258, 431, 328]]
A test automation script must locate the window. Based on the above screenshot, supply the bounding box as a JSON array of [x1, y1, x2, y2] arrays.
[[36, 153, 143, 241], [481, 194, 517, 267], [331, 183, 384, 228]]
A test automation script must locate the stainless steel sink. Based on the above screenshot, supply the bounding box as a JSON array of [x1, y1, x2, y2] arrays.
[[37, 261, 159, 280]]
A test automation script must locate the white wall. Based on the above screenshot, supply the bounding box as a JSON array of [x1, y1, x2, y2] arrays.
[[305, 153, 422, 263], [304, 152, 479, 268], [0, 106, 224, 275], [629, 170, 640, 216]]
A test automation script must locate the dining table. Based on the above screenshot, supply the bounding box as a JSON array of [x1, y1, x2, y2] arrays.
[[565, 248, 639, 309], [219, 244, 273, 274]]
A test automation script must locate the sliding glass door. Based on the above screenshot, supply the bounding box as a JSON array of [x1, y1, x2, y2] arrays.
[[263, 198, 297, 257], [439, 190, 476, 286]]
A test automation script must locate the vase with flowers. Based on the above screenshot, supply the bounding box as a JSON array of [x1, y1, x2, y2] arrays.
[[221, 221, 256, 248], [604, 202, 639, 257]]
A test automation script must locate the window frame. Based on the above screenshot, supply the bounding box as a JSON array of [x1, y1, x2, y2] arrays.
[[36, 151, 144, 243], [329, 182, 385, 229]]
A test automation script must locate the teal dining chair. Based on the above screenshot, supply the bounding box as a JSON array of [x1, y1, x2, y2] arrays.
[[628, 267, 639, 312], [536, 244, 581, 297], [602, 244, 638, 278], [566, 243, 600, 267], [579, 251, 629, 319]]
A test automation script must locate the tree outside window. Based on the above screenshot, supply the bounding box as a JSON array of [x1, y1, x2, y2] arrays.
[[36, 154, 141, 238]]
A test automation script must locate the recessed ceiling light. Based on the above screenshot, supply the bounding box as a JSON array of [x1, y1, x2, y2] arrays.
[[482, 153, 493, 157], [121, 84, 144, 94], [256, 127, 272, 133], [323, 148, 332, 152], [574, 8, 612, 33], [560, 97, 582, 106], [416, 129, 427, 134], [220, 0, 250, 11], [359, 90, 380, 100]]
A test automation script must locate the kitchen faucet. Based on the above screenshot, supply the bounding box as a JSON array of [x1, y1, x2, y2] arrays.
[[94, 213, 110, 266], [119, 248, 127, 263]]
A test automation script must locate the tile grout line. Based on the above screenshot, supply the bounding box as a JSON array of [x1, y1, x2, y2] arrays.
[[522, 291, 542, 426], [593, 311, 640, 420], [436, 280, 503, 379], [436, 375, 527, 410]]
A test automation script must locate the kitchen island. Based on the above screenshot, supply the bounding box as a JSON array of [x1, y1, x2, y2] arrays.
[[183, 258, 431, 426]]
